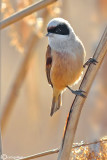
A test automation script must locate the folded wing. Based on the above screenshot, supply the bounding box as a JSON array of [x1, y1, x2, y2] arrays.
[[46, 45, 53, 87]]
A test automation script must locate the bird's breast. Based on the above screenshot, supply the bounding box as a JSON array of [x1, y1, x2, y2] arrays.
[[51, 50, 84, 90]]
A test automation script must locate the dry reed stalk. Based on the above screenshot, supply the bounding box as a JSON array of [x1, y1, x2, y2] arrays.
[[0, 128, 2, 160], [17, 148, 59, 160], [57, 26, 107, 160], [0, 0, 57, 29], [1, 34, 38, 132], [16, 139, 107, 160], [1, 9, 50, 133]]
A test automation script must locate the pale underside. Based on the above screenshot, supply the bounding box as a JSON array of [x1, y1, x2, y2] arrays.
[[50, 50, 84, 91]]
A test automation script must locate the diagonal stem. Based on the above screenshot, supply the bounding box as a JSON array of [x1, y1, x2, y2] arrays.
[[16, 139, 107, 160], [0, 127, 2, 160], [1, 34, 38, 132], [0, 0, 57, 29], [1, 9, 50, 133], [57, 26, 107, 160]]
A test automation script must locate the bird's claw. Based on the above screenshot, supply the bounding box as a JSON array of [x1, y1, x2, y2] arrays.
[[83, 58, 98, 68], [72, 89, 86, 98], [67, 86, 86, 98]]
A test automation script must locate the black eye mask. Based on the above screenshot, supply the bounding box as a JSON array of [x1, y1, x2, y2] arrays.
[[48, 23, 70, 35]]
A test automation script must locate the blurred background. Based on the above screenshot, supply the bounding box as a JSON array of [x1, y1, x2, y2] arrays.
[[1, 0, 107, 159]]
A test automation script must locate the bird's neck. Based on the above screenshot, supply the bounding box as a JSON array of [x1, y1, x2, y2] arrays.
[[49, 35, 77, 54]]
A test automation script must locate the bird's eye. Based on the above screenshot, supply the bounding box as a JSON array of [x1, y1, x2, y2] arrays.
[[47, 23, 69, 35], [55, 28, 61, 34]]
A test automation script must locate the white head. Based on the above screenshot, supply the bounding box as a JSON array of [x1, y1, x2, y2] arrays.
[[46, 18, 76, 53]]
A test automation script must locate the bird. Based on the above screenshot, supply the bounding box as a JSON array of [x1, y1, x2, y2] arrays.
[[45, 17, 86, 116]]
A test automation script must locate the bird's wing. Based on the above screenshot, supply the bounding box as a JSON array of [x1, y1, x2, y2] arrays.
[[46, 45, 53, 87]]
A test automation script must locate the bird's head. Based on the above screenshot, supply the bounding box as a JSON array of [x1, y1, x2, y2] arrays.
[[46, 18, 75, 52]]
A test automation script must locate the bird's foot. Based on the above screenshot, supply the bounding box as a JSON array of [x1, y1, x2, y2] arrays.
[[67, 86, 86, 98], [83, 58, 98, 68]]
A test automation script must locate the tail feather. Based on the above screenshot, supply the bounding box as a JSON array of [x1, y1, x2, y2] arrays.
[[50, 94, 61, 116]]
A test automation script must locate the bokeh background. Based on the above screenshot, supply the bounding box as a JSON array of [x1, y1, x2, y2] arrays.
[[1, 0, 107, 159]]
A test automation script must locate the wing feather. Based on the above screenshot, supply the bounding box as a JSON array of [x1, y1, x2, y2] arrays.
[[46, 45, 53, 87]]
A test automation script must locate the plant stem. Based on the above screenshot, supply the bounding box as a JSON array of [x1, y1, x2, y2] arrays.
[[57, 26, 107, 160]]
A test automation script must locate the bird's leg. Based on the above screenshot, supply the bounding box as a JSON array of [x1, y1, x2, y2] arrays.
[[67, 86, 86, 98], [83, 57, 98, 68]]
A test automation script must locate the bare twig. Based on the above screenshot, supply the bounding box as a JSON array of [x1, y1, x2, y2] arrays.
[[17, 139, 107, 160], [0, 128, 2, 160], [0, 34, 38, 132], [57, 26, 107, 160], [72, 138, 107, 148], [17, 148, 59, 160], [0, 0, 57, 29]]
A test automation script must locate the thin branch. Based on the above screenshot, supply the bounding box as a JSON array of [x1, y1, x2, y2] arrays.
[[72, 139, 107, 148], [0, 0, 57, 29], [17, 139, 107, 160], [57, 26, 107, 160], [0, 128, 2, 160], [17, 148, 59, 160], [0, 34, 38, 132]]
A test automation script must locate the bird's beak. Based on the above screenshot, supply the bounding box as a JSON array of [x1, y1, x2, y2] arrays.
[[45, 32, 49, 37], [45, 32, 53, 37]]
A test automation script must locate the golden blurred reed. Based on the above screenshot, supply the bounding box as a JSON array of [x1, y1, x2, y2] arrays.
[[1, 0, 107, 160], [70, 137, 107, 160]]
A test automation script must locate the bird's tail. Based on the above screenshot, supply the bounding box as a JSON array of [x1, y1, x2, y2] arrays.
[[50, 93, 62, 116]]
